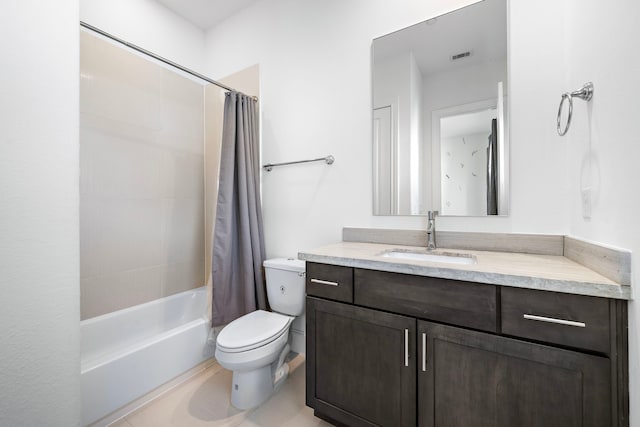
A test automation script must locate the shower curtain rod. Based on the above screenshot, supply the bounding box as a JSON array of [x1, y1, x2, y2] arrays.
[[80, 21, 256, 99]]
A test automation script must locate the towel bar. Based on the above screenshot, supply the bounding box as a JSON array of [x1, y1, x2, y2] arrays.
[[263, 155, 334, 172]]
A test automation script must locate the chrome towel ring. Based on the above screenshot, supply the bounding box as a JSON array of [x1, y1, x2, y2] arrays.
[[557, 82, 594, 136]]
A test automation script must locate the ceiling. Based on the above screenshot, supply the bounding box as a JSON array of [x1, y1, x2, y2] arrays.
[[373, 0, 506, 77], [154, 0, 261, 30]]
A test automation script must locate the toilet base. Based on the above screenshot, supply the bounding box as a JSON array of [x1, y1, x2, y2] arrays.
[[231, 365, 274, 410]]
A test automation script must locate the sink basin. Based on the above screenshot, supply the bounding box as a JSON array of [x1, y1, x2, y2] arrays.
[[380, 249, 476, 265]]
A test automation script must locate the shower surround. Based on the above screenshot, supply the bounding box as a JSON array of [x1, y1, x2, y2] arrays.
[[80, 31, 208, 319]]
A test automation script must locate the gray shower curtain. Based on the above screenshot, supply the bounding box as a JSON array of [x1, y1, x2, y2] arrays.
[[211, 91, 266, 327]]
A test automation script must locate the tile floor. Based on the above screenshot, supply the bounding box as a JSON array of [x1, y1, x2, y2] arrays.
[[109, 356, 332, 427]]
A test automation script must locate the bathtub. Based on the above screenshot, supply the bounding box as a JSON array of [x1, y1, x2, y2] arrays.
[[80, 287, 212, 426]]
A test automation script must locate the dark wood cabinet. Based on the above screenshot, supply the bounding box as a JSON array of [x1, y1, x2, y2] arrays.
[[501, 287, 611, 353], [306, 264, 628, 427], [306, 296, 416, 427], [354, 269, 497, 332], [307, 262, 354, 303], [418, 321, 610, 427]]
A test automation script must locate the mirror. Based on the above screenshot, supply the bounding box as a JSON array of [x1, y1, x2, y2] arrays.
[[372, 0, 508, 216]]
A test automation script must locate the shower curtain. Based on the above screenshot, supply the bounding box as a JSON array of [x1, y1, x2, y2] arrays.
[[211, 91, 266, 327], [486, 118, 498, 215]]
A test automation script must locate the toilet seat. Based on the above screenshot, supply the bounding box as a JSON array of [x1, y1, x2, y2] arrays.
[[216, 310, 293, 353]]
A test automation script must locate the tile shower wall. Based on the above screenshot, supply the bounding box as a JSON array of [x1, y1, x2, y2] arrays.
[[80, 31, 205, 319], [204, 84, 224, 282]]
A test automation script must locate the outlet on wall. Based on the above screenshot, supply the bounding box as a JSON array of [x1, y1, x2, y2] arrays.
[[581, 187, 592, 219]]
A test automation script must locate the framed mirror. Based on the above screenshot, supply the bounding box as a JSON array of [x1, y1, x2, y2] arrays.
[[372, 0, 508, 216]]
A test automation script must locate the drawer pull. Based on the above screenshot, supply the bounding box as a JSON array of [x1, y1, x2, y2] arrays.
[[523, 314, 586, 328], [404, 329, 409, 367], [422, 333, 427, 372], [310, 278, 339, 287]]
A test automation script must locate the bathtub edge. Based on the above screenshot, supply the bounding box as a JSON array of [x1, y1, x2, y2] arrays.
[[87, 357, 217, 427]]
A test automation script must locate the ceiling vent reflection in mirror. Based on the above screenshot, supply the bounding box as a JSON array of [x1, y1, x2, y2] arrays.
[[451, 51, 472, 61]]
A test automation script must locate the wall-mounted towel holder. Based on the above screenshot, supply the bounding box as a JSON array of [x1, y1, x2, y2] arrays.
[[263, 155, 334, 171], [557, 82, 594, 136]]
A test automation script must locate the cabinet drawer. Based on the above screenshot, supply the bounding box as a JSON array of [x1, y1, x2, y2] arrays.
[[501, 287, 610, 354], [354, 269, 497, 332], [306, 262, 353, 303]]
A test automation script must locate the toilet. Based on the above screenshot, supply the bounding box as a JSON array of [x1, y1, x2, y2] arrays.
[[215, 258, 306, 409]]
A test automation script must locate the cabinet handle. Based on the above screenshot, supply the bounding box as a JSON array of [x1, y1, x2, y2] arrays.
[[404, 329, 409, 367], [310, 278, 339, 287], [422, 333, 427, 372], [523, 314, 586, 328]]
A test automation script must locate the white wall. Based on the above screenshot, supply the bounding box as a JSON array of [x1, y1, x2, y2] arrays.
[[507, 0, 570, 233], [204, 0, 639, 422], [0, 2, 206, 423], [0, 1, 81, 425], [80, 0, 206, 73], [561, 0, 640, 420], [204, 0, 481, 257], [203, 0, 568, 250]]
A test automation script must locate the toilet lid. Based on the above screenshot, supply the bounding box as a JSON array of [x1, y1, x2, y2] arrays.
[[216, 310, 293, 353]]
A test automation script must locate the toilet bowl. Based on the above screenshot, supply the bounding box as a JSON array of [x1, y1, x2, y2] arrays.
[[215, 258, 306, 409]]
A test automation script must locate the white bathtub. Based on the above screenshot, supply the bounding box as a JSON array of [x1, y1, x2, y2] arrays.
[[80, 287, 212, 426]]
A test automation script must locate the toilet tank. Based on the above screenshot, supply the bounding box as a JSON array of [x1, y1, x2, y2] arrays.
[[264, 258, 306, 317]]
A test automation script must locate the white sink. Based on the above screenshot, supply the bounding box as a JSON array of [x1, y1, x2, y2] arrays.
[[380, 249, 476, 265]]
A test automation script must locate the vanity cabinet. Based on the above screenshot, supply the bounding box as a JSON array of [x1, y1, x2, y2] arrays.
[[305, 262, 628, 427], [354, 268, 497, 333], [306, 297, 416, 427], [418, 321, 610, 427]]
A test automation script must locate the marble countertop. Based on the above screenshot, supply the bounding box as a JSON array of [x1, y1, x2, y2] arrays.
[[298, 242, 631, 300]]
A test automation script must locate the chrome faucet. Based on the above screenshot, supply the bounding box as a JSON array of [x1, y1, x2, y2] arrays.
[[426, 211, 439, 250]]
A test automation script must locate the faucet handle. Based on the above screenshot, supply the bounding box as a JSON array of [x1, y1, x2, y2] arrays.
[[428, 210, 439, 220]]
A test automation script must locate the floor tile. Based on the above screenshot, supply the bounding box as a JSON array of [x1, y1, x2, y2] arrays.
[[121, 356, 327, 427], [238, 356, 332, 427]]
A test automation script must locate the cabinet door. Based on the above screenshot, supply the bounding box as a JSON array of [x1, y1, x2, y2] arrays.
[[418, 321, 610, 427], [307, 297, 416, 427]]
